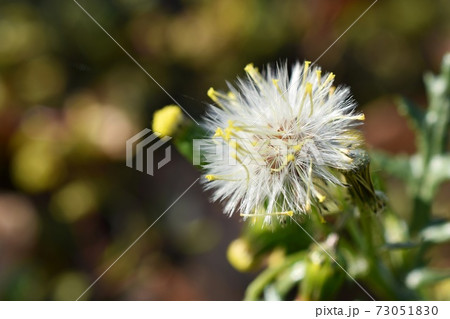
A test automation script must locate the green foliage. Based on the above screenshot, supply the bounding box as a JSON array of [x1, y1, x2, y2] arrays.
[[373, 54, 450, 232]]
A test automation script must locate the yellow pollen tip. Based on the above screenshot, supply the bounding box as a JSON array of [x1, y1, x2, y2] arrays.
[[316, 70, 322, 84], [292, 144, 302, 151], [244, 63, 262, 86], [152, 105, 183, 137], [272, 78, 285, 97], [305, 202, 311, 212], [207, 87, 228, 110], [316, 193, 326, 203], [244, 63, 256, 73], [224, 128, 232, 140], [286, 154, 295, 162], [322, 73, 335, 88], [356, 114, 365, 121], [227, 91, 236, 99], [272, 78, 280, 88], [286, 211, 294, 217], [213, 127, 223, 138], [244, 63, 259, 77], [205, 175, 216, 181], [207, 87, 217, 99], [329, 86, 336, 96]]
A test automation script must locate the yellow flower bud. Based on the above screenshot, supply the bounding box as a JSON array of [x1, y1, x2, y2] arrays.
[[227, 238, 256, 272], [152, 105, 183, 137]]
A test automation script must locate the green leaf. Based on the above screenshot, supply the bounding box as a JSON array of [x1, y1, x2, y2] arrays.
[[421, 221, 450, 244], [406, 267, 450, 289], [273, 260, 306, 298], [370, 151, 412, 181], [408, 54, 450, 232], [396, 96, 425, 133], [259, 260, 307, 301], [244, 252, 306, 301], [382, 242, 419, 250], [422, 54, 450, 159], [428, 154, 450, 187]]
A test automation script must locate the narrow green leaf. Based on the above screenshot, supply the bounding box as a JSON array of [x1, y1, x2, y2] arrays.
[[406, 267, 450, 289], [396, 96, 425, 133], [422, 54, 450, 158], [274, 260, 306, 298], [382, 242, 419, 250], [244, 252, 306, 300], [421, 221, 450, 244]]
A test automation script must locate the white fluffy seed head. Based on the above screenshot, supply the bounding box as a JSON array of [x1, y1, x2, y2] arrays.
[[201, 61, 365, 224]]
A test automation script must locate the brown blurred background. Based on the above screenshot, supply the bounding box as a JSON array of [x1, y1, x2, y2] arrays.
[[0, 0, 449, 300]]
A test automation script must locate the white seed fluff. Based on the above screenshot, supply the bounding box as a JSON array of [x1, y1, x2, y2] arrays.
[[201, 61, 364, 223]]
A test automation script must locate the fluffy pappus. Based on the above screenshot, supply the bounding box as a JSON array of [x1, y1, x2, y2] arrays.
[[201, 61, 365, 224]]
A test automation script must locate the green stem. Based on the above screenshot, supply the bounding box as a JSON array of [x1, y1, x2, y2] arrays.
[[360, 210, 375, 258], [364, 260, 419, 300], [346, 206, 418, 300], [244, 251, 306, 301], [410, 195, 431, 234]]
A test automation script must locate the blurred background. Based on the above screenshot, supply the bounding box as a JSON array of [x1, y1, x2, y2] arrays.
[[0, 0, 449, 300]]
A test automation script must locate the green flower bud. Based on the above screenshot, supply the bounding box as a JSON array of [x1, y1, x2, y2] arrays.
[[341, 149, 386, 213]]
